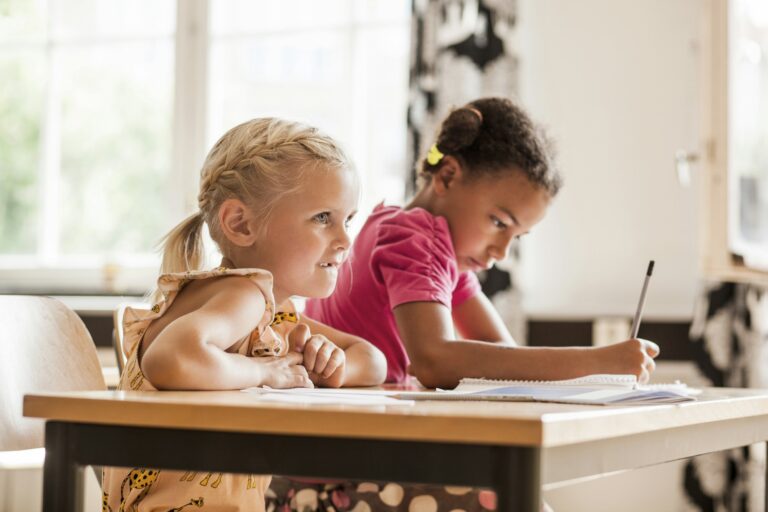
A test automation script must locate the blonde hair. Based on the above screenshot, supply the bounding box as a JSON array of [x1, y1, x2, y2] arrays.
[[151, 118, 351, 301]]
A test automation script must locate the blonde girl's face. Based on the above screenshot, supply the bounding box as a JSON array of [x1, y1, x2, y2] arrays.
[[437, 168, 552, 273], [249, 166, 359, 302]]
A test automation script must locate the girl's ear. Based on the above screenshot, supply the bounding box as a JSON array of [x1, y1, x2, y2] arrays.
[[218, 198, 259, 247], [432, 156, 463, 196]]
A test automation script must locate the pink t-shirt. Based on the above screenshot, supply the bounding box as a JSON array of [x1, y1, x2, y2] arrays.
[[304, 204, 481, 383]]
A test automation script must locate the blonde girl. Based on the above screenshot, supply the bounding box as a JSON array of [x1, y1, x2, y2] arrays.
[[102, 118, 387, 512]]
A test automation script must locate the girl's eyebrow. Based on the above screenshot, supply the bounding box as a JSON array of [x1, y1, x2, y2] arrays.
[[497, 206, 520, 226], [315, 207, 358, 218]]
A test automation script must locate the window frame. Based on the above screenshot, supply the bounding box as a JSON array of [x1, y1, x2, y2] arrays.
[[701, 0, 768, 285]]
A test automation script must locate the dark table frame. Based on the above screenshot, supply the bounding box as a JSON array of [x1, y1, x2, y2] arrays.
[[43, 421, 541, 512]]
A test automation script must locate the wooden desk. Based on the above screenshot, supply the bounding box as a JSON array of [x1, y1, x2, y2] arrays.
[[24, 388, 768, 511]]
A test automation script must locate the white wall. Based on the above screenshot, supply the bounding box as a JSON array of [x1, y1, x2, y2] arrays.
[[515, 2, 712, 510], [516, 0, 706, 320]]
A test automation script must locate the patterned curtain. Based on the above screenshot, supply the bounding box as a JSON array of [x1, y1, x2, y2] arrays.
[[407, 0, 525, 342], [684, 282, 768, 512]]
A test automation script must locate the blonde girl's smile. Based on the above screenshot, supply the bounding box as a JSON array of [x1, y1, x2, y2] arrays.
[[250, 165, 359, 302]]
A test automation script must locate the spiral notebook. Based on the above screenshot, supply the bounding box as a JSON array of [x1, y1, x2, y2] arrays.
[[395, 374, 698, 405]]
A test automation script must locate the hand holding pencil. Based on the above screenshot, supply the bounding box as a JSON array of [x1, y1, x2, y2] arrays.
[[590, 260, 660, 383]]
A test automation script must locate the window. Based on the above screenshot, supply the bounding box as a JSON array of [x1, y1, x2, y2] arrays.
[[728, 0, 768, 270], [0, 0, 176, 292], [207, 0, 410, 232], [0, 0, 410, 294], [702, 0, 768, 283]]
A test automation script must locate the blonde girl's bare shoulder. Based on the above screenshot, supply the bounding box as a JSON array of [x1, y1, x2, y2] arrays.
[[140, 275, 267, 354], [155, 275, 268, 329], [187, 274, 268, 315]]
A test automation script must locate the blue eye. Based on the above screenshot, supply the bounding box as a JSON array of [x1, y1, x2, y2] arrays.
[[491, 215, 507, 229], [313, 212, 331, 224]]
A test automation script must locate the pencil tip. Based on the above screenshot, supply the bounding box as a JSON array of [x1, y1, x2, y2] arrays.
[[647, 260, 655, 275]]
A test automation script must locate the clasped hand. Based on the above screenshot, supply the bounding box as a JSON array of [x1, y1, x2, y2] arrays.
[[288, 323, 346, 388]]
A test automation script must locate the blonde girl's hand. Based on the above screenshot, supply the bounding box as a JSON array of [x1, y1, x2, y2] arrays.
[[597, 338, 660, 384], [258, 351, 313, 389], [288, 324, 346, 388]]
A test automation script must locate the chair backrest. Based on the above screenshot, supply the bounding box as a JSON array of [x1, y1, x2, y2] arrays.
[[112, 304, 128, 375], [0, 296, 106, 451]]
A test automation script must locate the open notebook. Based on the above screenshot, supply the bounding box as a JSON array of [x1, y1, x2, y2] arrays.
[[395, 374, 698, 405]]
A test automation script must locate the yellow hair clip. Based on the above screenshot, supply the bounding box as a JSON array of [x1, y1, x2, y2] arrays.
[[427, 144, 444, 166]]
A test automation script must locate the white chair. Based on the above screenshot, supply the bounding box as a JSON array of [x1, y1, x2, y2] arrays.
[[0, 296, 106, 510]]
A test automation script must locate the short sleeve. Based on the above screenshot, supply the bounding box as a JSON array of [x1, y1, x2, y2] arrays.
[[370, 209, 460, 310], [452, 271, 481, 308]]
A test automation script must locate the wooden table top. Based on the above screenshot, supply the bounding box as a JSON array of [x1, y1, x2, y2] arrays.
[[23, 387, 768, 448]]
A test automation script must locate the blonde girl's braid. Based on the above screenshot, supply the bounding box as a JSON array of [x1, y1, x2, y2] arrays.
[[151, 118, 351, 300]]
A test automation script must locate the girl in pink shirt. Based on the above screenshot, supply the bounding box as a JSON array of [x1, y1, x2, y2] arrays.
[[274, 97, 659, 512], [306, 97, 659, 389]]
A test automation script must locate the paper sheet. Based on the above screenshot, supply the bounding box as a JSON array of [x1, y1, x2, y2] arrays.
[[243, 387, 413, 406]]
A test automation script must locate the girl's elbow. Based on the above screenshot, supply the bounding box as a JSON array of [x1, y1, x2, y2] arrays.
[[369, 348, 388, 385], [411, 369, 446, 389], [141, 357, 176, 391], [142, 345, 201, 390], [351, 343, 387, 386], [142, 355, 181, 389], [409, 355, 455, 389]]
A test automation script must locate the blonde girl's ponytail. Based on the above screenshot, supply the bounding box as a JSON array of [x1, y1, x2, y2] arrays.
[[146, 210, 205, 304], [159, 210, 206, 275]]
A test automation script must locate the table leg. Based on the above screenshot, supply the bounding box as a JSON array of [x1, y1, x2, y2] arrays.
[[42, 421, 83, 512], [494, 446, 541, 512]]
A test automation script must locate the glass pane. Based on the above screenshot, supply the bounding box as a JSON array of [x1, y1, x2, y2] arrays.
[[0, 0, 47, 43], [0, 50, 45, 254], [50, 0, 175, 39], [211, 0, 352, 35], [57, 40, 174, 256], [209, 1, 410, 234], [352, 0, 411, 23], [354, 25, 410, 212], [208, 31, 351, 141], [729, 0, 768, 264]]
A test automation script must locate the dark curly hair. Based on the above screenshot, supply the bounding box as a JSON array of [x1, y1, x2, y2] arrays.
[[420, 97, 562, 196]]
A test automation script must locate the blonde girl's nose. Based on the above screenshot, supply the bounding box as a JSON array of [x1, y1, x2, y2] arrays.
[[335, 225, 351, 251]]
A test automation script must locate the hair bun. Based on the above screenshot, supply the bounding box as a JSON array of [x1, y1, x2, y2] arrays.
[[436, 106, 483, 153]]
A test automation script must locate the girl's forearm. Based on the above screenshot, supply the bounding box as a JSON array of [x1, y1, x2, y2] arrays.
[[142, 331, 269, 390], [410, 340, 598, 389]]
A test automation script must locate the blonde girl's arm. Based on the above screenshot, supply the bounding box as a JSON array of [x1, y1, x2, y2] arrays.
[[394, 301, 659, 389], [141, 277, 312, 391], [452, 293, 516, 345], [300, 315, 387, 387]]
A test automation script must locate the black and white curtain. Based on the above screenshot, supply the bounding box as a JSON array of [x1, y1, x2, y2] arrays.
[[685, 282, 768, 512], [407, 0, 524, 342]]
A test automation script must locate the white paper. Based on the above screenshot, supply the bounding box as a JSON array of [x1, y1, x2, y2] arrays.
[[243, 387, 413, 406]]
